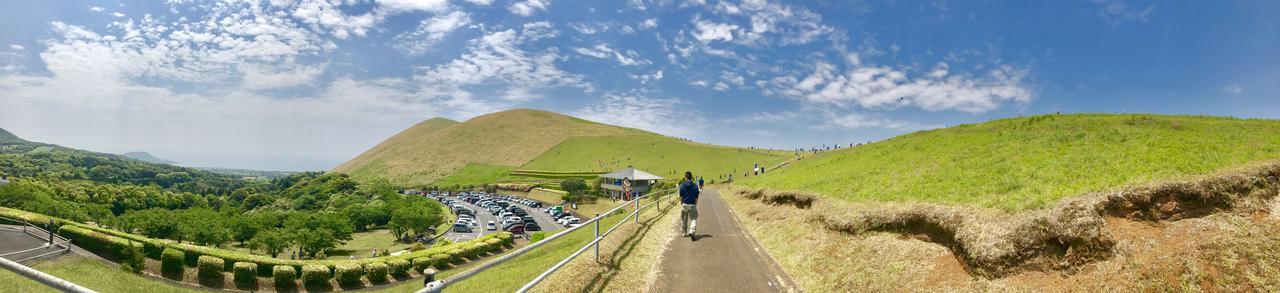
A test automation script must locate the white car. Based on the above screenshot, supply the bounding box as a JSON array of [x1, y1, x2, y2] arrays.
[[486, 221, 497, 231]]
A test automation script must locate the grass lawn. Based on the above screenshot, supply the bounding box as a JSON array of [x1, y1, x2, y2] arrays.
[[325, 229, 414, 260], [0, 255, 199, 293], [519, 135, 791, 183], [431, 163, 515, 188], [739, 114, 1280, 211]]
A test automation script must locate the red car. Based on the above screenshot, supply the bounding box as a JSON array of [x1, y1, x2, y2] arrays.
[[504, 223, 525, 234]]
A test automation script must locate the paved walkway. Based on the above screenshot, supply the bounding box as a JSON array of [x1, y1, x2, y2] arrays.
[[657, 188, 796, 292]]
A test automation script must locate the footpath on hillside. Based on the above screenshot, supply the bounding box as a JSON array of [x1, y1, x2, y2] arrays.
[[656, 188, 796, 292]]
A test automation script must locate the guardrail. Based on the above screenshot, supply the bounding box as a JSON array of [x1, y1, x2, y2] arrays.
[[418, 188, 678, 293], [0, 215, 89, 292]]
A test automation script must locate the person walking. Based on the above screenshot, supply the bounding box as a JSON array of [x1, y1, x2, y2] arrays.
[[679, 171, 701, 241], [698, 176, 704, 189]]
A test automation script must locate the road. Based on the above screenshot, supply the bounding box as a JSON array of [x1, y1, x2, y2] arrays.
[[657, 188, 797, 292], [441, 195, 564, 243]]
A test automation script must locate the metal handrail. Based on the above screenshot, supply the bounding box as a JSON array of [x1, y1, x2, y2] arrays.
[[417, 187, 677, 293], [515, 191, 676, 292], [0, 215, 87, 292]]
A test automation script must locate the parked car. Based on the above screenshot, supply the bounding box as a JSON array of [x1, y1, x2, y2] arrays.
[[525, 222, 542, 231], [453, 223, 472, 233], [486, 221, 497, 231], [504, 224, 525, 234]]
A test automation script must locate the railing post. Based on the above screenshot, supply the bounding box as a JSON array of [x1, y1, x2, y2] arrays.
[[47, 220, 54, 246], [634, 196, 640, 224], [594, 213, 600, 263]]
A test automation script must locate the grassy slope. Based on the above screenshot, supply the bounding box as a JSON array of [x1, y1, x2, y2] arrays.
[[0, 127, 27, 144], [431, 164, 516, 187], [334, 109, 644, 186], [740, 114, 1280, 211], [519, 135, 791, 183], [0, 256, 195, 293]]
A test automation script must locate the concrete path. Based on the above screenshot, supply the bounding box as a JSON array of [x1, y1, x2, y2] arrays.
[[656, 188, 796, 292]]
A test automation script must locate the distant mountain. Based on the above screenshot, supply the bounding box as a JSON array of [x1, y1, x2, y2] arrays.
[[334, 108, 791, 187], [195, 167, 293, 179], [123, 151, 176, 164], [0, 127, 27, 144]]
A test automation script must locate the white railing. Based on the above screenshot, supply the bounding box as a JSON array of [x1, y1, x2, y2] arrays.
[[418, 188, 678, 293], [0, 215, 90, 292]]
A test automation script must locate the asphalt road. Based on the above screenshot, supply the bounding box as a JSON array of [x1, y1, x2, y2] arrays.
[[657, 188, 797, 292], [441, 195, 564, 242]]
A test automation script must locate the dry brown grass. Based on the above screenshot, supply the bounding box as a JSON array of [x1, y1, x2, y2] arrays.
[[722, 161, 1280, 291], [531, 196, 681, 293]]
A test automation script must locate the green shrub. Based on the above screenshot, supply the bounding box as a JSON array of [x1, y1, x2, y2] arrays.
[[387, 259, 411, 276], [119, 241, 146, 273], [446, 249, 463, 264], [412, 257, 434, 272], [197, 255, 225, 281], [334, 263, 364, 286], [301, 265, 330, 287], [364, 262, 389, 283], [233, 262, 256, 286], [429, 254, 451, 269], [272, 265, 297, 288], [161, 248, 184, 275], [529, 232, 547, 242]]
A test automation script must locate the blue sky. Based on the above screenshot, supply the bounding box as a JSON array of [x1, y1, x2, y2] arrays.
[[1, 0, 1277, 171]]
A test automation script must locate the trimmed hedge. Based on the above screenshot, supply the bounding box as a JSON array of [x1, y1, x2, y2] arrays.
[[301, 265, 330, 287], [233, 262, 257, 285], [334, 263, 364, 286], [412, 257, 434, 272], [364, 262, 389, 283], [446, 249, 464, 264], [273, 265, 297, 288], [197, 255, 225, 281], [429, 254, 451, 269], [387, 259, 411, 276], [161, 248, 184, 275]]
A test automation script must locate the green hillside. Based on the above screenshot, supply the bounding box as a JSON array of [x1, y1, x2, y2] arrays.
[[333, 109, 646, 186], [0, 127, 26, 144], [334, 109, 791, 187], [738, 114, 1280, 211], [519, 135, 790, 183]]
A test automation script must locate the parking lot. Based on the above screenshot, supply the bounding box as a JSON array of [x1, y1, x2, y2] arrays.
[[435, 193, 566, 243]]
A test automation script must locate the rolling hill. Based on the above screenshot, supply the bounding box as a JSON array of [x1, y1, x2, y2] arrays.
[[333, 109, 792, 186], [738, 113, 1280, 211], [0, 127, 27, 144]]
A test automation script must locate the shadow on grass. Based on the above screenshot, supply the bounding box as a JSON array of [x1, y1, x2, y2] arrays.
[[197, 275, 225, 289], [304, 281, 334, 292], [577, 200, 677, 293], [161, 270, 184, 281], [234, 279, 257, 291], [274, 281, 299, 293]]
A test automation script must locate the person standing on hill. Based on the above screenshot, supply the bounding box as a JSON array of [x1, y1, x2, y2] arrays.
[[698, 176, 704, 188], [679, 171, 701, 241]]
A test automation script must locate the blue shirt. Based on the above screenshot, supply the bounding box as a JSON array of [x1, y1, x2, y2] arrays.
[[679, 180, 700, 204]]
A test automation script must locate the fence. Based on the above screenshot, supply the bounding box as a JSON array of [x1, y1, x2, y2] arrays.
[[419, 188, 678, 293], [0, 215, 91, 293]]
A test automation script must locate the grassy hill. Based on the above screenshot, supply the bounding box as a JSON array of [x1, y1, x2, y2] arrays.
[[333, 109, 647, 186], [0, 127, 27, 144], [334, 109, 792, 187], [519, 135, 789, 183], [738, 113, 1280, 211]]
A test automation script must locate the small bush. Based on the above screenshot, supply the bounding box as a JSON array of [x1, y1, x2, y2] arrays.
[[301, 265, 330, 287], [529, 232, 547, 242], [233, 262, 257, 286], [197, 255, 225, 281], [272, 265, 297, 288], [161, 248, 185, 275], [119, 242, 145, 273], [412, 257, 434, 272], [446, 249, 463, 264], [364, 262, 389, 283], [429, 254, 451, 269], [334, 263, 364, 286], [387, 259, 411, 276]]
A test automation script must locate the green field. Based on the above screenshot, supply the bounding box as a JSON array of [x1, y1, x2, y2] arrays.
[[519, 135, 791, 183], [739, 114, 1280, 211], [432, 164, 516, 187]]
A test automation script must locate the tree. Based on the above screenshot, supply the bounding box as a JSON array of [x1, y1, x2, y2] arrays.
[[293, 228, 337, 258], [248, 228, 292, 258], [229, 214, 264, 245], [560, 179, 588, 195]]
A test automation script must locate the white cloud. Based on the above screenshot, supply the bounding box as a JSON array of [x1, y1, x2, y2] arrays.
[[692, 19, 737, 43], [1223, 84, 1243, 95], [88, 6, 104, 12], [574, 44, 613, 59], [8, 44, 22, 51], [111, 12, 125, 18], [640, 18, 658, 29], [574, 44, 650, 66], [767, 60, 1033, 113], [394, 10, 472, 55], [464, 0, 494, 5], [375, 0, 451, 13], [415, 29, 589, 100], [508, 0, 551, 16], [1087, 0, 1156, 23], [520, 21, 560, 41], [574, 94, 706, 139]]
